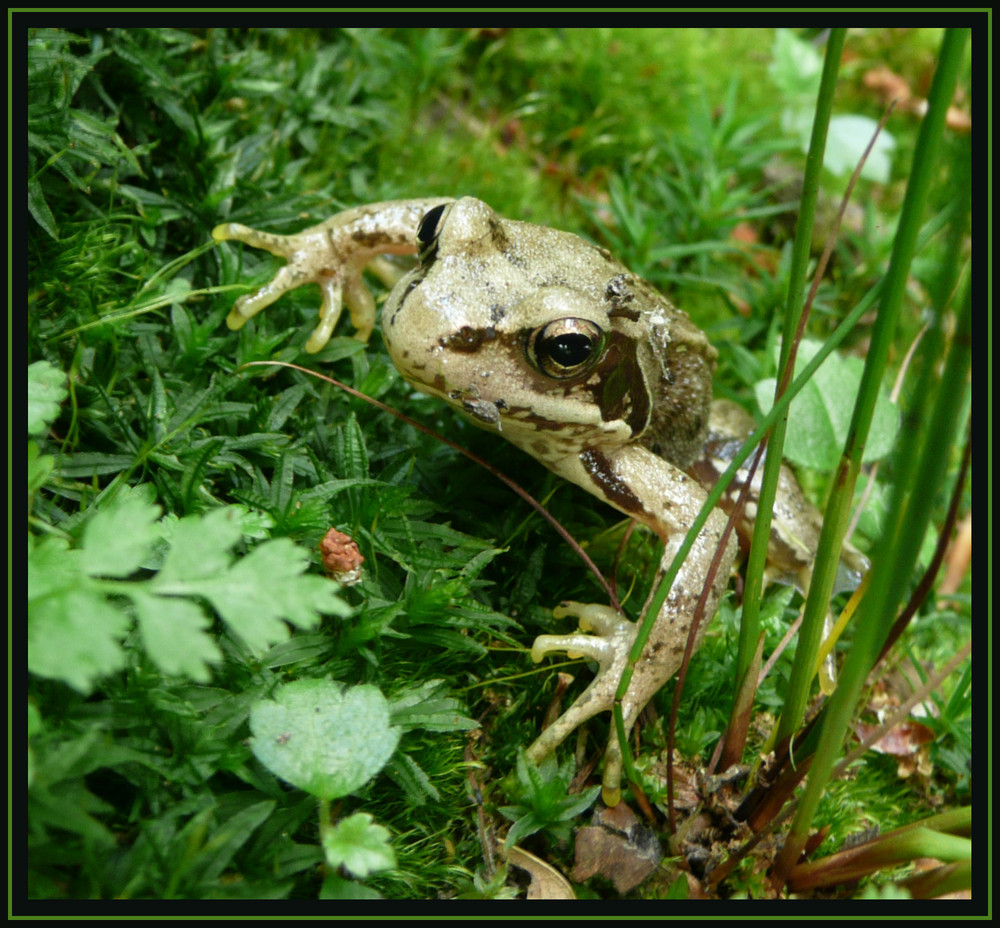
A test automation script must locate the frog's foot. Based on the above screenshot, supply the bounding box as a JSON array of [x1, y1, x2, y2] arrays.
[[212, 222, 375, 351], [527, 601, 645, 805]]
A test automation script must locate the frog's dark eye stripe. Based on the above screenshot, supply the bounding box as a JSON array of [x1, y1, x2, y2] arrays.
[[528, 317, 605, 380], [416, 203, 448, 264]]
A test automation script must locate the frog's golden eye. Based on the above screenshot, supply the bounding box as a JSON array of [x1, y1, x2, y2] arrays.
[[529, 318, 606, 379], [416, 204, 448, 262]]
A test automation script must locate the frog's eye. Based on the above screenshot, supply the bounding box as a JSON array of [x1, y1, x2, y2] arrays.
[[416, 204, 448, 262], [529, 318, 606, 379]]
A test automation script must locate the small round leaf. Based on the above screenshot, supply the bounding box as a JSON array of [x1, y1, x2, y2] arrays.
[[250, 679, 400, 801]]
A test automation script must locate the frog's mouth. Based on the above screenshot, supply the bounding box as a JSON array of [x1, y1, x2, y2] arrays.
[[394, 365, 506, 431]]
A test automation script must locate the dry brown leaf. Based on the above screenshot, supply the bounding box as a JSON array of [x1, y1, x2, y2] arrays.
[[864, 65, 914, 104], [855, 718, 935, 757], [862, 64, 970, 133], [506, 845, 576, 900]]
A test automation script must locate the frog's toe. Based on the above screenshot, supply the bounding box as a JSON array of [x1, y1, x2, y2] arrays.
[[531, 600, 637, 666], [212, 223, 300, 259], [531, 631, 615, 665], [553, 600, 629, 635], [535, 601, 637, 664], [342, 273, 377, 344], [226, 264, 304, 331], [303, 276, 346, 353]]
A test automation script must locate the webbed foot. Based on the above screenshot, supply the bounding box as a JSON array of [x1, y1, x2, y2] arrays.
[[527, 601, 646, 805]]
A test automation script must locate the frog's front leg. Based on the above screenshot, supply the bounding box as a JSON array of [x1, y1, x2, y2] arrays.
[[526, 444, 736, 805], [212, 198, 453, 352]]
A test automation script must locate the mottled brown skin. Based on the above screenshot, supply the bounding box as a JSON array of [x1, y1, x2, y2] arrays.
[[213, 197, 856, 803]]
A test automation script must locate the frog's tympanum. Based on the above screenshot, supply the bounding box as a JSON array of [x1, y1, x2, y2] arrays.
[[213, 198, 862, 804]]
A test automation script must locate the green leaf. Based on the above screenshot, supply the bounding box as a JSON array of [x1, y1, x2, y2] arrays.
[[129, 589, 221, 682], [249, 679, 400, 801], [501, 809, 547, 848], [320, 811, 396, 878], [500, 750, 601, 847], [156, 507, 245, 584], [28, 576, 129, 693], [755, 339, 900, 470], [80, 489, 162, 578], [826, 114, 896, 182], [27, 703, 42, 787], [29, 497, 348, 690], [28, 781, 117, 848], [335, 414, 370, 481], [384, 753, 441, 805], [666, 874, 690, 899], [319, 873, 384, 900], [54, 453, 136, 477], [769, 30, 895, 180], [769, 28, 822, 100], [28, 361, 68, 436], [28, 175, 59, 240], [266, 383, 309, 432], [388, 679, 479, 732], [28, 442, 55, 495], [195, 800, 277, 883], [195, 538, 347, 653]]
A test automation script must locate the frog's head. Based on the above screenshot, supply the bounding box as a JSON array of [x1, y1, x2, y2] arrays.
[[382, 198, 715, 470]]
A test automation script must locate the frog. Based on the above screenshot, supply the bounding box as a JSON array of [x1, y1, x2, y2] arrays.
[[212, 197, 863, 804]]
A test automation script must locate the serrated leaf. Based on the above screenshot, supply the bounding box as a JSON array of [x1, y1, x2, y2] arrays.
[[557, 784, 603, 819], [196, 538, 347, 652], [260, 634, 336, 669], [249, 680, 400, 801], [28, 361, 68, 435], [384, 753, 441, 805], [156, 507, 245, 584], [756, 339, 899, 470], [389, 690, 479, 733], [28, 584, 129, 693], [335, 414, 370, 481], [28, 534, 80, 600], [266, 383, 309, 431], [55, 453, 135, 477], [389, 680, 479, 731], [129, 590, 221, 681], [321, 811, 396, 878], [80, 490, 163, 578], [269, 450, 296, 512], [28, 442, 55, 495]]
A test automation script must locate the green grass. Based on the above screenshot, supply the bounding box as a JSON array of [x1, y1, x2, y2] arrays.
[[24, 26, 972, 902]]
